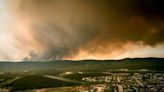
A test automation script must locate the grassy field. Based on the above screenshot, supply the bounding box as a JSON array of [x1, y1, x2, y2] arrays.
[[0, 73, 82, 91]]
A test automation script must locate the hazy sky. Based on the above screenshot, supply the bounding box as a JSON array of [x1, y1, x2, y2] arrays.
[[0, 0, 164, 61]]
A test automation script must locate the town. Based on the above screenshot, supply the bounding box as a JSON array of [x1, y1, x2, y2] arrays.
[[77, 72, 164, 92]]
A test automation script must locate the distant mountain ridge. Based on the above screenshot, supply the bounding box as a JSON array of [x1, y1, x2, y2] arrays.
[[0, 58, 164, 72]]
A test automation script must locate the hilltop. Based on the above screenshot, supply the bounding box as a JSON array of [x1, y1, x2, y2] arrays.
[[0, 58, 163, 72]]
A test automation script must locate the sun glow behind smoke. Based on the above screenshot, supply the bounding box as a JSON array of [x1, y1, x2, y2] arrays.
[[64, 42, 164, 60], [0, 0, 17, 60], [0, 0, 163, 61]]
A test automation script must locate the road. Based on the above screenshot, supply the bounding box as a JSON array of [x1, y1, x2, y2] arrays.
[[42, 75, 86, 84]]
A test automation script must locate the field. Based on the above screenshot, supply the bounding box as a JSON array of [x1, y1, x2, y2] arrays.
[[0, 58, 164, 92]]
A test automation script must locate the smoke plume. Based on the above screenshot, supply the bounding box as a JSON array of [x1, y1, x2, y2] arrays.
[[7, 0, 164, 60]]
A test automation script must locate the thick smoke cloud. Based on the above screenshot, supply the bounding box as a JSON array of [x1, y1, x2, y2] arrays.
[[9, 0, 164, 60]]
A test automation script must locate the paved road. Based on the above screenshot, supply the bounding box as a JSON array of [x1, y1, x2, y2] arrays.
[[42, 75, 86, 84]]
